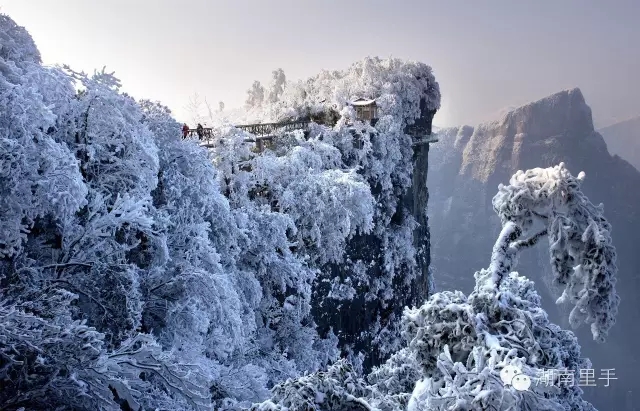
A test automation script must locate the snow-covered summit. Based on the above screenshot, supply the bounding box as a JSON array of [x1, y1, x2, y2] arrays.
[[241, 57, 441, 128], [211, 57, 442, 367]]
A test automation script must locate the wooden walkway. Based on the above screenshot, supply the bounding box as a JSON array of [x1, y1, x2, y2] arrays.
[[184, 120, 311, 151], [183, 118, 438, 152]]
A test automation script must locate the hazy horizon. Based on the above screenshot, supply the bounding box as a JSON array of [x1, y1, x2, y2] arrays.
[[2, 0, 638, 128]]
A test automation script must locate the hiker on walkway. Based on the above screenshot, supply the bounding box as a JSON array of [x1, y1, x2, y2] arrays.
[[182, 123, 189, 139], [196, 123, 204, 140]]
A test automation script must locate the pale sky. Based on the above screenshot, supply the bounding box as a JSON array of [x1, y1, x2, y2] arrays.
[[2, 0, 638, 128]]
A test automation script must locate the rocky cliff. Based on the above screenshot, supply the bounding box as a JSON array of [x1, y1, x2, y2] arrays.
[[314, 105, 437, 371], [253, 58, 443, 371], [599, 116, 640, 171], [429, 88, 640, 410]]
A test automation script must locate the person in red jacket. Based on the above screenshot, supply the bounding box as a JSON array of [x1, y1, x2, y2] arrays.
[[182, 123, 189, 139]]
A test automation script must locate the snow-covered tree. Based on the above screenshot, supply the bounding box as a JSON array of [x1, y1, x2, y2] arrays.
[[208, 134, 375, 396], [491, 164, 619, 342], [3, 13, 394, 409], [245, 80, 265, 109], [267, 68, 286, 104], [1, 13, 343, 409], [0, 15, 219, 409], [217, 57, 441, 365], [185, 92, 206, 125], [249, 360, 372, 411], [251, 164, 617, 411]]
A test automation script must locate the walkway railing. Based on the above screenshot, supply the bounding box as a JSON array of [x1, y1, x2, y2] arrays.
[[183, 117, 437, 152], [183, 120, 311, 151], [235, 120, 310, 136]]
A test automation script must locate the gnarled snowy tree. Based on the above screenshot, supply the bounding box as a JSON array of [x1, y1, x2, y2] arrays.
[[491, 164, 618, 342]]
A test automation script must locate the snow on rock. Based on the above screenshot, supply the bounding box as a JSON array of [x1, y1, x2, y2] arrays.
[[241, 57, 440, 126], [210, 57, 441, 366]]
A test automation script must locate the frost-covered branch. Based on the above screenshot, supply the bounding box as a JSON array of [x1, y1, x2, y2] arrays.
[[492, 163, 619, 342]]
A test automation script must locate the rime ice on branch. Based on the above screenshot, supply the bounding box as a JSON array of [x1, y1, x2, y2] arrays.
[[491, 162, 619, 342]]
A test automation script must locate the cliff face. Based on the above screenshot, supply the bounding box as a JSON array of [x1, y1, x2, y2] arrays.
[[429, 88, 640, 410], [313, 106, 436, 370], [599, 116, 640, 171], [407, 137, 432, 300], [403, 100, 438, 300]]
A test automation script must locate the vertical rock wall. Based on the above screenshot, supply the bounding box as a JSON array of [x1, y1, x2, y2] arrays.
[[313, 105, 436, 370]]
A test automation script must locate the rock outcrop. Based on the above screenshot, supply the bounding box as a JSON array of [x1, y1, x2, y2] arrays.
[[599, 116, 640, 171], [429, 88, 640, 410], [314, 104, 437, 371], [258, 58, 443, 371]]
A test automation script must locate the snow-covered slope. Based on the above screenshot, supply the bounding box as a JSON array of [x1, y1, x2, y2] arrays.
[[0, 13, 442, 409], [428, 88, 640, 410]]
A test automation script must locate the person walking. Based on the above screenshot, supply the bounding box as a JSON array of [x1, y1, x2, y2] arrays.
[[196, 123, 204, 140], [182, 123, 189, 139]]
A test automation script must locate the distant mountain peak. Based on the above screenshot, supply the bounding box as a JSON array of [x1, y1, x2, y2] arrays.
[[600, 115, 640, 132], [519, 87, 586, 113], [490, 87, 593, 135], [459, 88, 601, 182]]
